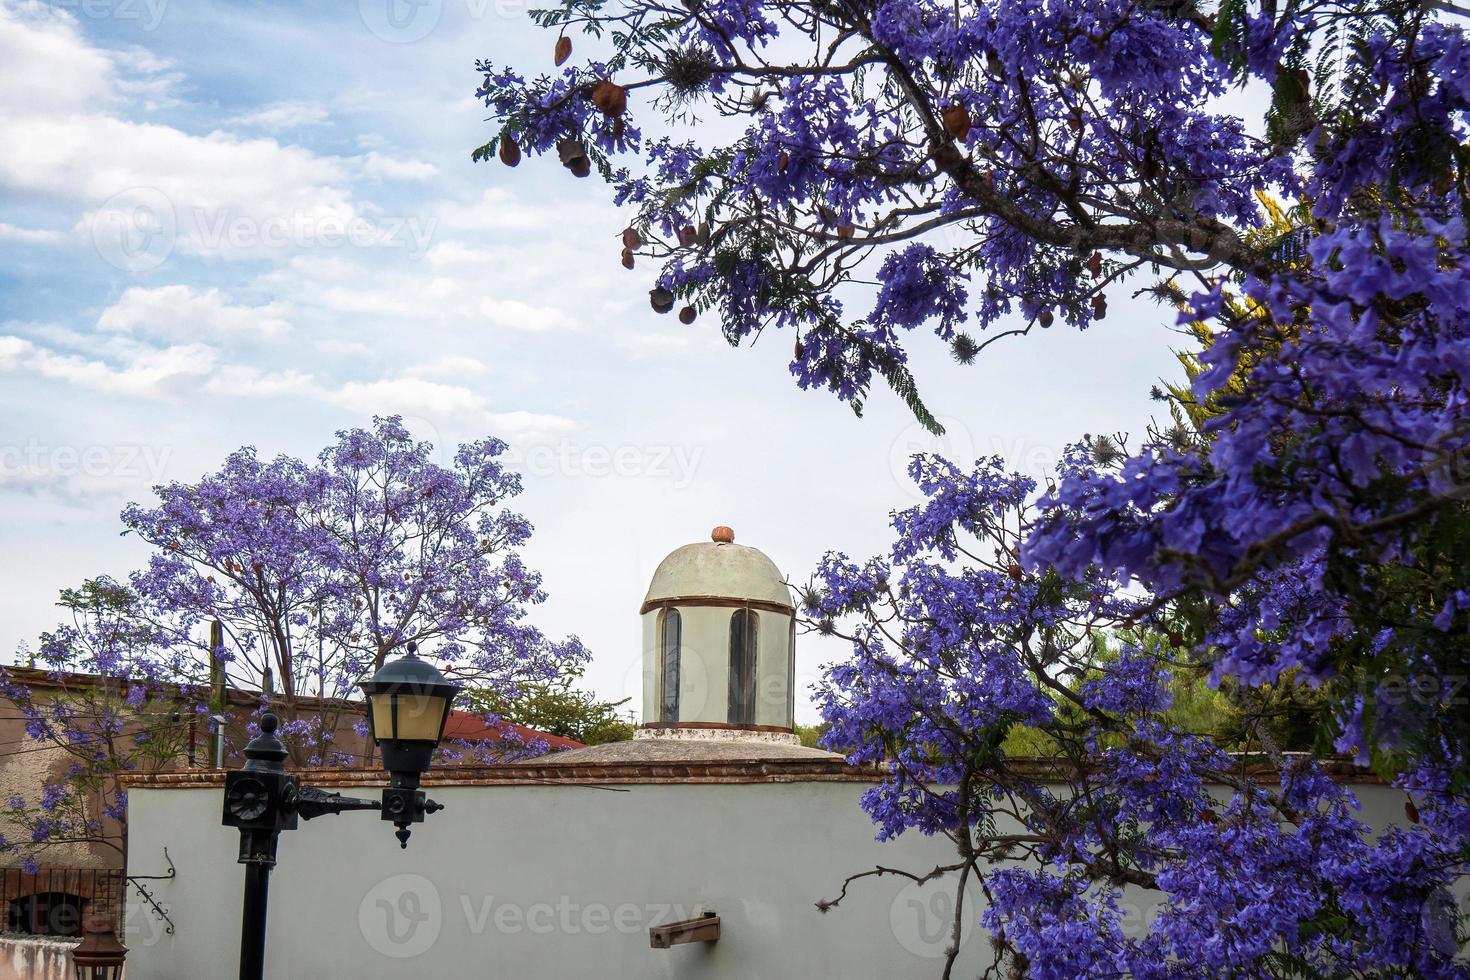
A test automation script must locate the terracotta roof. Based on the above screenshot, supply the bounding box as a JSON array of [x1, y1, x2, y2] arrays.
[[444, 710, 584, 752], [1, 664, 580, 753]]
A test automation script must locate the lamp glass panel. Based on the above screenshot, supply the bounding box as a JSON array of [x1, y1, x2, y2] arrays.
[[392, 694, 447, 742], [369, 694, 395, 741]]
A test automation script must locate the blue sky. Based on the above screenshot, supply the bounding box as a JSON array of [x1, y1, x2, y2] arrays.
[[0, 0, 1197, 722]]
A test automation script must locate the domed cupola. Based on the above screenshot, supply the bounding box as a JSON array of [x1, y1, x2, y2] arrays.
[[636, 527, 799, 744]]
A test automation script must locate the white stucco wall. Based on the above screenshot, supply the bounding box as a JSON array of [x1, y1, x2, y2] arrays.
[[125, 779, 993, 978], [122, 779, 1417, 979], [0, 937, 83, 980]]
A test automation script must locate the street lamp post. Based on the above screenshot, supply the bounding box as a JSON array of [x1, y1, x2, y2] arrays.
[[221, 643, 460, 980]]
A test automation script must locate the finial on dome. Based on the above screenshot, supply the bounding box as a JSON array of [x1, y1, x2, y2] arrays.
[[711, 525, 735, 544]]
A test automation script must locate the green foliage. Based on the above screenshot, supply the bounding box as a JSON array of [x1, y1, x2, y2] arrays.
[[470, 665, 634, 746], [795, 722, 830, 749]]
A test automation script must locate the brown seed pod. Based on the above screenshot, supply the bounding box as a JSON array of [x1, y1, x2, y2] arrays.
[[1091, 293, 1108, 319], [836, 224, 855, 240], [613, 117, 626, 139], [1405, 796, 1420, 823], [941, 104, 972, 140], [1008, 563, 1023, 581], [679, 224, 698, 247], [777, 150, 790, 174], [1038, 309, 1054, 328], [557, 139, 591, 177], [621, 248, 635, 270], [1198, 807, 1219, 824], [499, 133, 521, 167], [554, 35, 572, 66], [649, 287, 675, 314], [1167, 631, 1185, 647], [678, 305, 696, 324], [622, 227, 642, 249], [1087, 251, 1103, 277], [590, 80, 627, 117]]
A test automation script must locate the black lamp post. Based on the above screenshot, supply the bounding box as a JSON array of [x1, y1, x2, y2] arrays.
[[72, 911, 127, 980], [221, 643, 460, 980]]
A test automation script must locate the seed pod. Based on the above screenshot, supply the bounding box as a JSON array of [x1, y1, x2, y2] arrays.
[[1008, 563, 1023, 581], [649, 287, 675, 314], [590, 80, 627, 117], [836, 224, 855, 240], [679, 224, 698, 247], [621, 248, 635, 270], [622, 227, 642, 249], [777, 151, 790, 174], [1087, 251, 1103, 277], [557, 139, 591, 177], [678, 305, 696, 324], [1038, 309, 1054, 328], [499, 133, 521, 168], [1167, 631, 1185, 647], [1198, 807, 1218, 824], [1405, 796, 1420, 823], [1091, 293, 1108, 319], [554, 35, 572, 66], [941, 104, 971, 140], [613, 116, 626, 139]]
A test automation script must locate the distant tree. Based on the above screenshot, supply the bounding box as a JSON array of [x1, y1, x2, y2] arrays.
[[794, 722, 830, 750], [471, 664, 634, 746], [120, 416, 587, 761], [0, 579, 191, 874], [3, 419, 587, 870]]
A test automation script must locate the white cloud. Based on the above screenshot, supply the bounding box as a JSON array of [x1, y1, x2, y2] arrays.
[[359, 151, 439, 181], [98, 285, 292, 341], [0, 221, 64, 244], [229, 101, 331, 130], [0, 334, 218, 397], [330, 377, 492, 420], [0, 2, 118, 113], [0, 4, 178, 113], [328, 378, 576, 443], [479, 297, 576, 332], [407, 355, 491, 379], [0, 4, 406, 264]]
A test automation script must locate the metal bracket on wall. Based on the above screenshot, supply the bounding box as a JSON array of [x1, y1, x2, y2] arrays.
[[126, 846, 176, 935]]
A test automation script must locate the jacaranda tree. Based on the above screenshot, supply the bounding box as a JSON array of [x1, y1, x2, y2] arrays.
[[3, 418, 586, 869], [477, 0, 1470, 973]]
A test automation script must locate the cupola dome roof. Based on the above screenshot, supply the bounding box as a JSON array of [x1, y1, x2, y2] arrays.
[[642, 527, 793, 611]]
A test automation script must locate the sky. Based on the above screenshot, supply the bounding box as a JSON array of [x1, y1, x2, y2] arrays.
[[0, 0, 1200, 724]]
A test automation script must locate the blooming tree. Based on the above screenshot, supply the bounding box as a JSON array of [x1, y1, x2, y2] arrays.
[[808, 457, 1468, 976], [0, 579, 193, 874], [477, 0, 1470, 972], [118, 417, 585, 760], [5, 419, 586, 867]]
